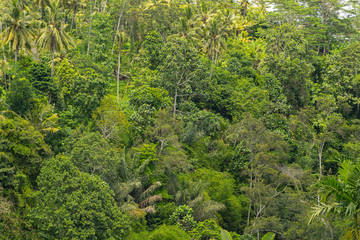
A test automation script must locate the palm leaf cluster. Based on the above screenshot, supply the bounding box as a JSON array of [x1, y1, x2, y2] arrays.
[[114, 150, 163, 216], [1, 1, 38, 63], [310, 160, 360, 239], [0, 0, 75, 76], [167, 170, 225, 221]]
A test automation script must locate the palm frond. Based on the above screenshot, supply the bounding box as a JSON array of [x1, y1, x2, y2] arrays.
[[140, 181, 161, 200], [139, 194, 163, 208]]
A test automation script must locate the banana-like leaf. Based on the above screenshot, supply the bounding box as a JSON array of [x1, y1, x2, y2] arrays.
[[262, 232, 275, 240], [220, 229, 232, 240]]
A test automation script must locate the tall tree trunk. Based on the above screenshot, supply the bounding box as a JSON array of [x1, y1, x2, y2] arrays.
[[317, 137, 326, 204], [215, 48, 218, 64], [51, 48, 55, 78], [71, 3, 76, 31], [112, 0, 126, 54], [356, 68, 359, 116], [173, 87, 178, 119], [247, 165, 253, 226], [117, 42, 122, 103], [209, 48, 215, 81], [102, 0, 107, 12], [1, 22, 7, 90], [41, 0, 45, 19], [15, 44, 19, 65], [319, 138, 326, 181], [87, 0, 96, 55]]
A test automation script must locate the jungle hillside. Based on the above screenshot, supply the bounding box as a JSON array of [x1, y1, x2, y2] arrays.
[[1, 0, 360, 239]]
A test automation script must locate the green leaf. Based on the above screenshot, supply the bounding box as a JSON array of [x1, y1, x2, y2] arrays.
[[220, 229, 233, 240], [262, 232, 275, 240]]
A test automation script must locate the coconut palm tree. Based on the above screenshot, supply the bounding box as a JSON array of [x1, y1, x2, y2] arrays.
[[34, 0, 50, 19], [310, 160, 360, 239], [1, 0, 37, 64], [203, 18, 228, 81], [167, 6, 200, 46], [37, 0, 75, 77], [196, 0, 214, 27]]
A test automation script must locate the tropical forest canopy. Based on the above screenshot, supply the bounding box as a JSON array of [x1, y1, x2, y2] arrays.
[[1, 0, 360, 239]]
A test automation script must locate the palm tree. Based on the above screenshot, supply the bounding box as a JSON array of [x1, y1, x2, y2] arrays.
[[196, 0, 214, 27], [25, 99, 59, 135], [34, 0, 50, 19], [167, 6, 200, 46], [310, 160, 360, 239], [37, 0, 75, 77], [203, 18, 228, 81], [166, 170, 225, 221], [68, 0, 85, 30], [113, 149, 163, 213], [1, 0, 37, 64]]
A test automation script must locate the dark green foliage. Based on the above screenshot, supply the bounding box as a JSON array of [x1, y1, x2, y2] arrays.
[[30, 155, 129, 239], [70, 132, 119, 184], [72, 69, 106, 118], [6, 78, 34, 116], [142, 31, 164, 70]]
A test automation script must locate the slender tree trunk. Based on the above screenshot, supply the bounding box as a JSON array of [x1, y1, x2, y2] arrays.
[[1, 22, 7, 90], [51, 48, 55, 78], [215, 48, 218, 64], [112, 0, 126, 54], [317, 137, 326, 204], [15, 44, 19, 66], [247, 164, 253, 226], [173, 87, 178, 119], [87, 0, 95, 55], [117, 42, 122, 103], [209, 48, 215, 81], [102, 0, 107, 12], [356, 68, 359, 116], [319, 138, 326, 182], [71, 3, 76, 31]]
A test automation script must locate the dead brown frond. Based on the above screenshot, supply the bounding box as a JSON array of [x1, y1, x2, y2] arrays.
[[139, 194, 163, 208], [140, 181, 162, 200], [142, 206, 156, 214]]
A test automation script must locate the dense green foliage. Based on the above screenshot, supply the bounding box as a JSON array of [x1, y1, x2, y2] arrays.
[[1, 0, 360, 239]]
